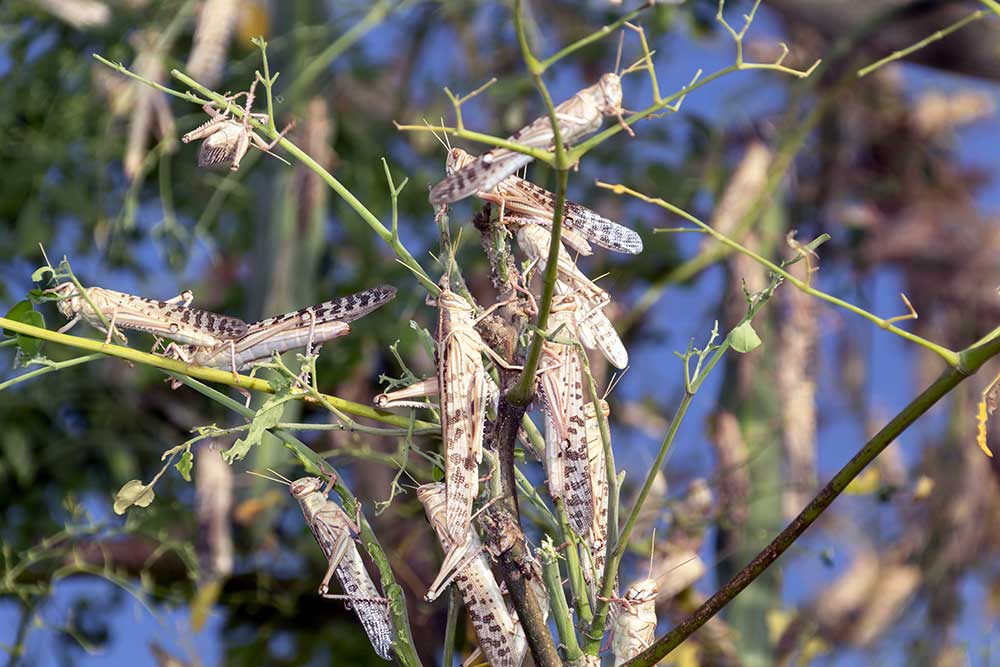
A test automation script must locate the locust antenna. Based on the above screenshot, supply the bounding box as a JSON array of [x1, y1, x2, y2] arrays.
[[440, 117, 452, 150], [423, 118, 449, 152], [246, 470, 290, 486], [614, 30, 625, 76], [38, 243, 54, 271], [604, 366, 630, 399], [266, 467, 294, 484], [647, 528, 656, 579]]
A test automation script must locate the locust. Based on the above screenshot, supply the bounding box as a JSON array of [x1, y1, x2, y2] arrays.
[[537, 294, 594, 538], [376, 284, 517, 546], [443, 147, 643, 255], [429, 73, 627, 205], [417, 483, 523, 667], [162, 286, 396, 371], [582, 397, 611, 598], [48, 282, 248, 346], [181, 76, 293, 171], [257, 470, 394, 661], [610, 577, 658, 666], [515, 222, 629, 369]]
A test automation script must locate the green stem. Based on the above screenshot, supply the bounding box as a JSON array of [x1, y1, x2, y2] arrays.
[[610, 183, 959, 367], [541, 541, 582, 660], [167, 69, 438, 295], [981, 0, 1000, 16], [538, 5, 650, 71], [623, 331, 1000, 666], [509, 169, 568, 404], [857, 9, 985, 77], [442, 587, 460, 667], [584, 391, 694, 652], [0, 354, 103, 391], [0, 317, 435, 430]]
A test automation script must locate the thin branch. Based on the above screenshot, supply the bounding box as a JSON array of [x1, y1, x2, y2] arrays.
[[857, 9, 986, 77], [624, 331, 1000, 666], [0, 316, 437, 431], [600, 182, 961, 367]]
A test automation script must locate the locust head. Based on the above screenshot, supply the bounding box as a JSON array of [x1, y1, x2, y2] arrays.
[[623, 578, 658, 608], [444, 148, 475, 176], [289, 476, 325, 499], [47, 282, 82, 320], [435, 288, 474, 314], [596, 72, 624, 117]]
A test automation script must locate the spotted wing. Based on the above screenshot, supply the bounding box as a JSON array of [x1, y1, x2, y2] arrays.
[[310, 513, 394, 661], [439, 328, 486, 544], [514, 179, 643, 254]]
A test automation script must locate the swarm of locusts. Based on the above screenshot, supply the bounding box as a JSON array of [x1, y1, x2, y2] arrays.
[[36, 35, 676, 667]]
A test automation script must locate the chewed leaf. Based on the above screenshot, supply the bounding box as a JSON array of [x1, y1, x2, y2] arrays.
[[113, 479, 155, 515], [729, 321, 762, 353], [176, 449, 194, 482], [31, 266, 55, 282], [223, 393, 286, 463]]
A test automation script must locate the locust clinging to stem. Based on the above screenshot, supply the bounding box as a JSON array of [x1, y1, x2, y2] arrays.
[[182, 75, 294, 171], [250, 468, 394, 661]]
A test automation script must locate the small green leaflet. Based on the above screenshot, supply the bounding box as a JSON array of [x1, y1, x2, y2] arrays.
[[222, 390, 290, 463], [729, 321, 762, 353], [175, 449, 194, 482], [113, 479, 155, 515], [3, 300, 45, 356], [31, 266, 55, 282]]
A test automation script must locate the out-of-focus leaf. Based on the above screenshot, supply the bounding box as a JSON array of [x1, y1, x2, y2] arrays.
[[1, 429, 35, 485], [113, 479, 155, 515], [844, 467, 880, 495]]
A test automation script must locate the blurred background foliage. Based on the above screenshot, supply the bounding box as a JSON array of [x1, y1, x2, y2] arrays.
[[1, 0, 999, 665]]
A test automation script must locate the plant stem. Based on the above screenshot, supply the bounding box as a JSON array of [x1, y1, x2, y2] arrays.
[[442, 587, 460, 667], [0, 354, 103, 391], [623, 330, 1000, 666], [605, 183, 960, 367], [541, 541, 582, 660], [0, 317, 435, 431]]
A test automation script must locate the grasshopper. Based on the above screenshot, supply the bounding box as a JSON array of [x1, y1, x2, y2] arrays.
[[610, 577, 658, 666], [163, 286, 396, 371], [444, 147, 643, 255], [417, 483, 524, 667], [537, 294, 594, 538], [429, 73, 627, 205], [257, 470, 394, 661], [48, 282, 248, 346], [378, 284, 517, 546], [515, 222, 629, 369], [582, 397, 611, 598], [182, 77, 293, 171]]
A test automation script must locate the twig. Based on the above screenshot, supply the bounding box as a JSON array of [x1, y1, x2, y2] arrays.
[[624, 331, 1000, 665]]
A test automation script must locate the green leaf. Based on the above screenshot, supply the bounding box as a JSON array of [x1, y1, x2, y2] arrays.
[[175, 449, 194, 482], [223, 393, 287, 463], [729, 321, 762, 353], [31, 266, 54, 282], [3, 301, 45, 356], [113, 479, 155, 515]]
